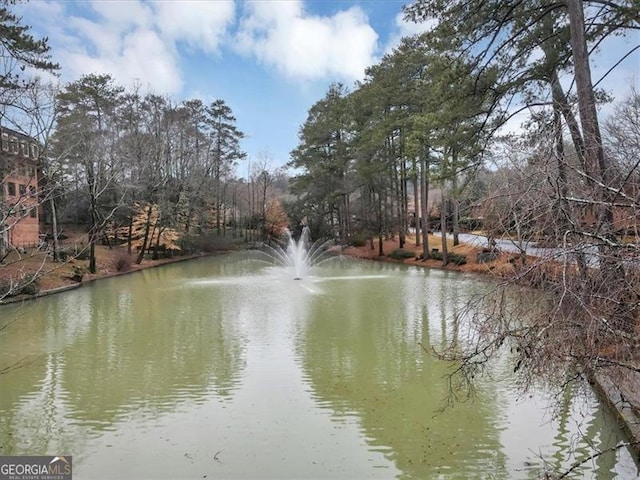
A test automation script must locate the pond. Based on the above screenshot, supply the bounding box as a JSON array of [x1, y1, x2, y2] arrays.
[[0, 253, 637, 479]]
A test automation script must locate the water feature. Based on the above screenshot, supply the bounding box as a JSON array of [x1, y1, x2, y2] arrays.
[[0, 254, 637, 479], [257, 227, 337, 279]]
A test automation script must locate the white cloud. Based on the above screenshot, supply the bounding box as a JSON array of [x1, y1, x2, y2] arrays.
[[121, 29, 184, 92], [395, 12, 435, 38], [384, 12, 438, 54], [17, 0, 237, 95], [15, 1, 80, 52], [18, 0, 387, 92], [152, 0, 235, 54], [67, 16, 122, 57], [236, 1, 378, 81], [89, 0, 153, 29], [64, 28, 183, 94], [59, 5, 183, 94]]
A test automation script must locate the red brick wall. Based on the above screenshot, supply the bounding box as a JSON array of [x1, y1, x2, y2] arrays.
[[10, 218, 39, 246], [2, 128, 40, 247]]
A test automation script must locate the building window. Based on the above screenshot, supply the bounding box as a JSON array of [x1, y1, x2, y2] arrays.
[[29, 207, 37, 218], [10, 137, 18, 153], [28, 185, 36, 196], [7, 182, 16, 196], [19, 184, 26, 195], [31, 144, 39, 159], [1, 133, 8, 151]]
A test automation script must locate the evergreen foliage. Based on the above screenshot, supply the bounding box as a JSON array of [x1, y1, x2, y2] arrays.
[[0, 3, 59, 95]]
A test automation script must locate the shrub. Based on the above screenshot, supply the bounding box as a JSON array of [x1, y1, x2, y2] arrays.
[[449, 253, 467, 266], [477, 251, 498, 263], [113, 250, 133, 272], [0, 281, 11, 297], [177, 235, 198, 255], [179, 234, 235, 254], [430, 250, 467, 265], [19, 279, 38, 296], [74, 249, 91, 260], [0, 274, 39, 298], [349, 234, 368, 247], [390, 249, 416, 260]]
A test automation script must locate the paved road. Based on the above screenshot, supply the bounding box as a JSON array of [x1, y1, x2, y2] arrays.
[[432, 231, 601, 265]]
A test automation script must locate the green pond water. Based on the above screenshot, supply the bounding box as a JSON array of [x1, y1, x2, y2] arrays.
[[0, 253, 637, 479]]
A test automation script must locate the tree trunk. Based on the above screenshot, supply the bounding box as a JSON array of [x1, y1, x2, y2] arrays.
[[0, 227, 6, 259], [567, 0, 613, 230], [261, 180, 268, 241], [0, 161, 5, 257], [215, 144, 222, 236], [368, 187, 374, 250], [135, 204, 153, 265], [420, 153, 430, 259], [391, 161, 403, 248], [184, 205, 192, 234], [49, 196, 60, 262], [250, 176, 255, 241], [440, 190, 448, 266], [550, 70, 586, 169], [398, 159, 407, 249], [222, 184, 228, 237], [451, 164, 460, 246], [152, 225, 163, 260], [89, 229, 96, 273], [232, 183, 237, 239], [88, 194, 97, 274], [539, 12, 587, 169], [127, 215, 133, 254], [413, 158, 420, 247], [452, 198, 460, 246], [343, 193, 351, 242], [377, 193, 384, 256]]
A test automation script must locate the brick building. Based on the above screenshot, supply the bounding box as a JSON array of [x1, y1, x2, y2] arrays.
[[1, 126, 41, 250]]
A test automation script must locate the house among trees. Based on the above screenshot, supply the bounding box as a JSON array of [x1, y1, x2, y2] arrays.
[[0, 126, 41, 250]]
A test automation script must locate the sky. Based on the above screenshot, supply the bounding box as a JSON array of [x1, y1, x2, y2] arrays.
[[15, 0, 640, 173]]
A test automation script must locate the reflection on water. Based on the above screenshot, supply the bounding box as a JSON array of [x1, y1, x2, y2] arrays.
[[0, 253, 637, 479], [296, 267, 506, 479]]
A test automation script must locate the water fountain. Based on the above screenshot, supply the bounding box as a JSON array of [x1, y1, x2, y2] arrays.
[[260, 226, 338, 279]]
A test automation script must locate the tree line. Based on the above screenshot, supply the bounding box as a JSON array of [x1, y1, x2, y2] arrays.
[[15, 76, 286, 273]]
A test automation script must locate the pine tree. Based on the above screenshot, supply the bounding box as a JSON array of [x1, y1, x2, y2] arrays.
[[0, 2, 59, 102], [54, 74, 124, 273]]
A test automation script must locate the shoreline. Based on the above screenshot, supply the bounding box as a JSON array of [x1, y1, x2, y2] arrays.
[[591, 369, 640, 460], [0, 251, 222, 306]]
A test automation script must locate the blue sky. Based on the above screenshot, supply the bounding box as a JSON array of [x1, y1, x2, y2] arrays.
[[16, 1, 640, 173]]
